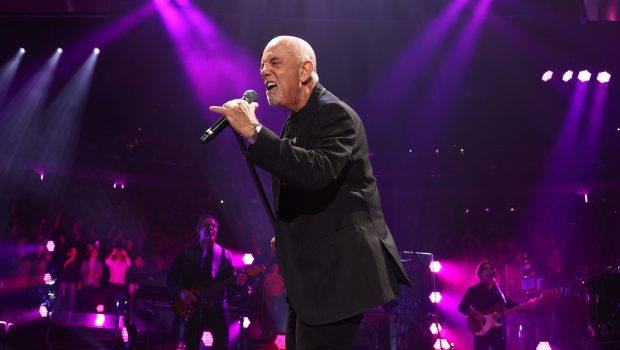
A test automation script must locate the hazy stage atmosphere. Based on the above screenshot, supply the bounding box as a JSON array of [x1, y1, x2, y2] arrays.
[[0, 0, 619, 349]]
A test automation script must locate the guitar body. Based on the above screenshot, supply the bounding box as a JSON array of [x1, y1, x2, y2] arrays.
[[173, 265, 267, 322], [467, 304, 504, 336], [173, 287, 200, 322], [466, 291, 557, 337]]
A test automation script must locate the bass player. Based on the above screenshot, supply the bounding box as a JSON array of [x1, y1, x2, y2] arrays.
[[167, 213, 247, 350]]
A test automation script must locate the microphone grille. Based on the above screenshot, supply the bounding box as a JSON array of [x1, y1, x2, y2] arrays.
[[243, 90, 258, 103]]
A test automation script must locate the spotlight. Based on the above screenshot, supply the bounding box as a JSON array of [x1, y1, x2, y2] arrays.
[[430, 322, 443, 335], [56, 48, 63, 54], [562, 70, 574, 82], [39, 304, 49, 318], [94, 48, 100, 54], [46, 240, 55, 252], [201, 331, 213, 347], [96, 304, 105, 313], [122, 326, 130, 342], [536, 341, 552, 350], [242, 254, 254, 265], [95, 314, 106, 327], [541, 70, 553, 82], [43, 273, 54, 285], [19, 48, 26, 54], [274, 334, 286, 350], [39, 291, 55, 318], [578, 70, 591, 82], [597, 71, 611, 83], [429, 291, 442, 303], [243, 317, 251, 329], [429, 261, 442, 273], [433, 338, 452, 350]]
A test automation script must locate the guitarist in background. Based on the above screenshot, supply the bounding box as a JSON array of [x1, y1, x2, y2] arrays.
[[167, 213, 247, 350], [458, 261, 518, 350]]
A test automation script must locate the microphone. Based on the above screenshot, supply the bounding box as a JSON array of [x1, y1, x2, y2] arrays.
[[200, 90, 259, 144]]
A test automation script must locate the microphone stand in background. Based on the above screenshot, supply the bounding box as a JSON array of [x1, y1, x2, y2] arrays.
[[493, 277, 508, 345]]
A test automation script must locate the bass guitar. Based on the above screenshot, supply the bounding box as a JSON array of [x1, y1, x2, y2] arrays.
[[173, 265, 266, 321]]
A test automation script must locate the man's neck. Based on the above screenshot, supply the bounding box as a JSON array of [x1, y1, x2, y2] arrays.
[[290, 81, 317, 112]]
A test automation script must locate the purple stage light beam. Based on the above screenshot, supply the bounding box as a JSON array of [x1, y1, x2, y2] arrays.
[[0, 49, 26, 108], [154, 1, 260, 115]]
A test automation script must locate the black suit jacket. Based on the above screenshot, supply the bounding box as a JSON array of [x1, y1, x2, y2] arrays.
[[246, 83, 412, 325]]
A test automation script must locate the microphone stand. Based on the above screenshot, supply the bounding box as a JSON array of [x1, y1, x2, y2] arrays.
[[232, 131, 274, 350], [233, 131, 276, 228], [493, 277, 508, 345]]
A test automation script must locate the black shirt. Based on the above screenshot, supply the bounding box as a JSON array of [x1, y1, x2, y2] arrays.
[[458, 282, 517, 315]]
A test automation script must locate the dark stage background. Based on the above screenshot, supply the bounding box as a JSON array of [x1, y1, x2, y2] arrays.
[[0, 0, 619, 349]]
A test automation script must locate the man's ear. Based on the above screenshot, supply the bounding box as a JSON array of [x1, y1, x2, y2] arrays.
[[299, 61, 314, 84]]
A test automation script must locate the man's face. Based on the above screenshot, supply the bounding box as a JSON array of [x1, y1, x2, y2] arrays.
[[199, 218, 218, 246], [479, 263, 495, 284], [260, 39, 303, 111]]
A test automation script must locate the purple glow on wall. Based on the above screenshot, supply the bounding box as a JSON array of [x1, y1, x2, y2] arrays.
[[69, 3, 155, 55], [359, 0, 470, 117], [154, 1, 260, 116], [584, 82, 608, 170]]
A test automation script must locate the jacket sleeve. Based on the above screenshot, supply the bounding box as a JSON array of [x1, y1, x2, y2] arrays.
[[247, 104, 355, 192]]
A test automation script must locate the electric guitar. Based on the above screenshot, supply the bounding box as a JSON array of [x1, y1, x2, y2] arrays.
[[173, 265, 266, 321], [467, 290, 559, 336]]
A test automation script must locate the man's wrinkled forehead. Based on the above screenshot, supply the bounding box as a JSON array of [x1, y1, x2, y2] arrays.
[[262, 40, 295, 63]]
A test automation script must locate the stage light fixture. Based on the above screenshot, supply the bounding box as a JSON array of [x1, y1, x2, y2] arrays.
[[541, 70, 553, 82], [242, 253, 254, 265], [597, 71, 611, 83], [94, 48, 100, 54], [562, 70, 574, 82], [46, 240, 55, 252], [95, 314, 106, 327], [113, 180, 126, 189], [274, 334, 286, 350], [433, 338, 452, 350], [536, 341, 552, 350], [243, 317, 251, 328], [201, 331, 213, 347], [430, 322, 443, 335], [578, 70, 591, 82], [56, 48, 63, 54], [43, 273, 54, 285], [39, 304, 49, 318], [429, 291, 442, 303], [19, 48, 25, 54], [429, 261, 442, 273]]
